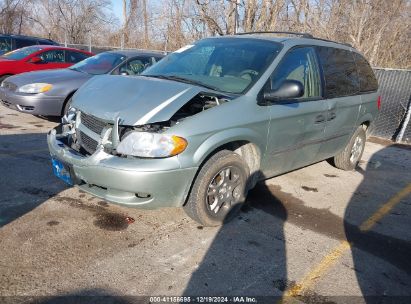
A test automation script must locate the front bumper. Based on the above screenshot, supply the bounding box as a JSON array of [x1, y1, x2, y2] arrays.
[[0, 87, 65, 116], [47, 129, 198, 209]]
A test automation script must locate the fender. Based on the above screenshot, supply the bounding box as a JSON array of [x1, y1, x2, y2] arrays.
[[357, 112, 374, 127], [192, 127, 264, 165]]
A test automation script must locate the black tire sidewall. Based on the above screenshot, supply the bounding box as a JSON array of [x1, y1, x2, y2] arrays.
[[186, 150, 249, 226], [338, 126, 366, 170], [63, 96, 73, 116]]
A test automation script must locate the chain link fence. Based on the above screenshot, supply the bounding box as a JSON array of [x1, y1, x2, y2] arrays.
[[62, 43, 165, 55], [371, 68, 411, 143]]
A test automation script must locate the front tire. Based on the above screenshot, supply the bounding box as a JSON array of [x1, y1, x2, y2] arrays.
[[184, 150, 249, 227], [62, 96, 73, 117], [333, 126, 366, 171]]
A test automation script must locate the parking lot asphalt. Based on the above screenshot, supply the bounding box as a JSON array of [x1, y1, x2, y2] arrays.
[[1, 105, 410, 303]]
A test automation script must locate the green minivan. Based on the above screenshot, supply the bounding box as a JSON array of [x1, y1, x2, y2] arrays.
[[48, 32, 380, 226]]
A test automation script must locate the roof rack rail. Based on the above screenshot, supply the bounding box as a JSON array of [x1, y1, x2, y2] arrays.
[[310, 37, 353, 48], [235, 31, 353, 48], [235, 31, 314, 39]]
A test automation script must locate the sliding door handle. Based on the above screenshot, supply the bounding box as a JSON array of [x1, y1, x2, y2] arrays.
[[314, 114, 326, 124], [327, 112, 336, 121]]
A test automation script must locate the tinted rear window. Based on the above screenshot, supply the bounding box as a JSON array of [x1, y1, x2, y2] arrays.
[[15, 38, 37, 49], [66, 51, 90, 63], [38, 39, 56, 45], [353, 53, 378, 92], [316, 46, 359, 98]]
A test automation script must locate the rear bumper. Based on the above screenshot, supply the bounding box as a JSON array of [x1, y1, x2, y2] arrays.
[[0, 87, 64, 116], [47, 128, 198, 209]]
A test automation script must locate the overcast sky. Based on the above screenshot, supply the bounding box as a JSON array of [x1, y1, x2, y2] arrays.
[[111, 0, 123, 22]]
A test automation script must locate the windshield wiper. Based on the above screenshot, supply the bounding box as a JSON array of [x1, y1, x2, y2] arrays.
[[143, 74, 219, 91]]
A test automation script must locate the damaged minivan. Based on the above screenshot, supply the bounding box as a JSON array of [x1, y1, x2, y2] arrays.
[[48, 33, 379, 226]]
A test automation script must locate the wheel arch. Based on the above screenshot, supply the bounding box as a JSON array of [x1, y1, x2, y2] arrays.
[[357, 113, 373, 135], [192, 129, 263, 174], [182, 130, 264, 206], [0, 74, 13, 81], [60, 90, 77, 116]]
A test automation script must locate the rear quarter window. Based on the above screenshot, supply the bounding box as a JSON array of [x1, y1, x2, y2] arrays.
[[0, 37, 12, 52], [66, 51, 90, 63], [15, 38, 37, 49], [353, 53, 378, 92], [38, 39, 56, 45], [316, 46, 359, 98]]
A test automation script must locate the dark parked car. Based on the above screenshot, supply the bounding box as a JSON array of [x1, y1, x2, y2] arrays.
[[0, 50, 165, 116], [0, 34, 58, 55]]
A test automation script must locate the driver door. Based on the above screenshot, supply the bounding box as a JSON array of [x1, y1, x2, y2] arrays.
[[262, 46, 328, 177]]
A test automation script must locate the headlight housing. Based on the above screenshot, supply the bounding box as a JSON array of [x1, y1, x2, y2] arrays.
[[62, 107, 77, 124], [17, 83, 53, 94], [116, 132, 187, 158]]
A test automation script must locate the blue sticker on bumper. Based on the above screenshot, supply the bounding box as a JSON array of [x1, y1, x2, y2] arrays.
[[51, 158, 73, 185]]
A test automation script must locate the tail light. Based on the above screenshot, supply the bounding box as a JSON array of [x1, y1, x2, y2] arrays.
[[377, 96, 381, 110]]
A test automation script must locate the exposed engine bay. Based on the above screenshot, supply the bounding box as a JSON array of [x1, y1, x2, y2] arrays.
[[58, 93, 230, 157]]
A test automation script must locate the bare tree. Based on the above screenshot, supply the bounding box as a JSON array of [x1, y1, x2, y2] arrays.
[[0, 0, 409, 68]]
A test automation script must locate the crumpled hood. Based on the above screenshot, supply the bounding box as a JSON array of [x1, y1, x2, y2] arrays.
[[7, 69, 91, 86], [73, 75, 210, 126]]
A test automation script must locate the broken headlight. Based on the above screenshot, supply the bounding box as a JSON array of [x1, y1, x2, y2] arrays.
[[62, 107, 77, 124], [116, 132, 187, 158]]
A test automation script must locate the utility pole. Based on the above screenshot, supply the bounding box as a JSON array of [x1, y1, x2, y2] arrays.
[[88, 30, 92, 52], [234, 0, 238, 34]]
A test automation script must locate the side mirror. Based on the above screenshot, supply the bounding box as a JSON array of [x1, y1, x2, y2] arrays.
[[30, 57, 43, 64], [264, 80, 304, 102]]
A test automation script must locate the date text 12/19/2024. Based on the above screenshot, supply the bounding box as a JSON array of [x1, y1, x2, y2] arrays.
[[149, 296, 258, 303]]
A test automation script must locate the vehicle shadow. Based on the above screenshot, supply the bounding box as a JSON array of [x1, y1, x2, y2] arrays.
[[182, 173, 288, 299], [344, 145, 411, 302], [16, 288, 134, 304], [0, 132, 68, 227], [35, 115, 61, 123]]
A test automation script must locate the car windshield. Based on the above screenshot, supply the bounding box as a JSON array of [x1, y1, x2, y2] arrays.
[[2, 46, 42, 60], [69, 52, 126, 75], [142, 38, 282, 94]]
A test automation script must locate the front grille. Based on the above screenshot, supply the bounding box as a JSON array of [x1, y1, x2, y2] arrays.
[[79, 131, 98, 155], [1, 100, 11, 107], [80, 112, 106, 135], [2, 81, 17, 92]]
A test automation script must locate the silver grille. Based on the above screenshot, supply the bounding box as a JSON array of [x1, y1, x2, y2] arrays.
[[76, 112, 110, 155], [80, 112, 106, 135], [79, 131, 99, 155]]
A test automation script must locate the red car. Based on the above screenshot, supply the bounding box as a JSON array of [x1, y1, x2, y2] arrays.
[[0, 45, 93, 82]]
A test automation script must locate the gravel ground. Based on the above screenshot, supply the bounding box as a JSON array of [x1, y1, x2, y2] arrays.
[[1, 105, 410, 303]]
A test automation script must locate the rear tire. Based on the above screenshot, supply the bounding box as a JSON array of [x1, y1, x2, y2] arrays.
[[184, 150, 249, 227], [333, 126, 366, 171]]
